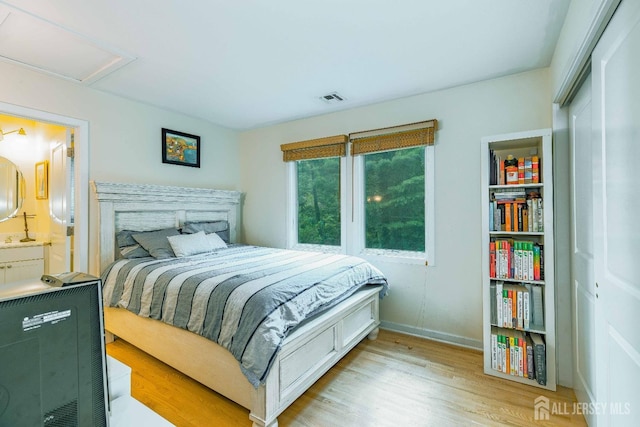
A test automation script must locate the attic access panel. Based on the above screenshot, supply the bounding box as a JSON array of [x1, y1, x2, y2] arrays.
[[0, 4, 134, 84]]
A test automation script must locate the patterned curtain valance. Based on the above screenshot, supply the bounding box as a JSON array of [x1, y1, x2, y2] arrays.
[[350, 119, 437, 155], [280, 135, 348, 162]]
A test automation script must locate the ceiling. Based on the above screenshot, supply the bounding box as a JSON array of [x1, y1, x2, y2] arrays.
[[0, 0, 571, 130]]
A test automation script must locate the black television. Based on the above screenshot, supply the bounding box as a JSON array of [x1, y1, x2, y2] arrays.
[[0, 278, 109, 426]]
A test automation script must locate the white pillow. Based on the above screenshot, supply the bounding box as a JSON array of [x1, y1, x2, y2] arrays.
[[167, 231, 212, 257], [206, 232, 228, 249]]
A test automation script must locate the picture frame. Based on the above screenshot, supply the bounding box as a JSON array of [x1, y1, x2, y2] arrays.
[[35, 160, 48, 200], [162, 128, 201, 168]]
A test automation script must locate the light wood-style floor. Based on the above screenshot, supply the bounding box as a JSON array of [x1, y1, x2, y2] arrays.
[[106, 329, 586, 426]]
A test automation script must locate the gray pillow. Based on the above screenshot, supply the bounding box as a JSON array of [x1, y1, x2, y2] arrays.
[[182, 220, 230, 243], [116, 230, 151, 259], [132, 228, 180, 259]]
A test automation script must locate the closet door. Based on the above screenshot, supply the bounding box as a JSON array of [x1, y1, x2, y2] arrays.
[[592, 0, 640, 424], [569, 74, 597, 426]]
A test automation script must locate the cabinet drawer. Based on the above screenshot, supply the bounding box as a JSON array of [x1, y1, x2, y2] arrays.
[[0, 246, 44, 262]]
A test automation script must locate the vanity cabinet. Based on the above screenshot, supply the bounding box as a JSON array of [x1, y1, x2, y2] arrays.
[[0, 245, 45, 285]]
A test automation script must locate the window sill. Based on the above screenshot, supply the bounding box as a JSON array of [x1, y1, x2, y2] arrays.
[[359, 249, 430, 266], [288, 244, 431, 266], [290, 243, 344, 254]]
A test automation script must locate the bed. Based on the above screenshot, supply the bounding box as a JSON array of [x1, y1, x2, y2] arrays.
[[92, 181, 387, 427]]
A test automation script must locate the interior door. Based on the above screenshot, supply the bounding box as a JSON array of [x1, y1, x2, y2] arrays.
[[48, 131, 72, 274], [569, 74, 597, 426], [592, 0, 640, 424]]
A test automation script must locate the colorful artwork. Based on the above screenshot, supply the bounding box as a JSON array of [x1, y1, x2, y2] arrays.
[[162, 128, 201, 167]]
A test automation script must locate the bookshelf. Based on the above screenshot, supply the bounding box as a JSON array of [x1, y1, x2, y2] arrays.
[[480, 128, 556, 391]]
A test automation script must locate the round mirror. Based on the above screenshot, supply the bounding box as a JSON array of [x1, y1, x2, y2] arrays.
[[0, 156, 25, 222]]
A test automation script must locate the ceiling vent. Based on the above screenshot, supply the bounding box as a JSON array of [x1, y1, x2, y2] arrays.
[[320, 92, 346, 104]]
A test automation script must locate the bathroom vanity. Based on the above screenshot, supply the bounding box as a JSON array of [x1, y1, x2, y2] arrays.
[[0, 242, 45, 285]]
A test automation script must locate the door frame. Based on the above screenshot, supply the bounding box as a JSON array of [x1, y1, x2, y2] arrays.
[[0, 101, 88, 273]]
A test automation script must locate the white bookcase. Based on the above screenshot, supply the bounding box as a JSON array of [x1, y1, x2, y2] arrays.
[[480, 128, 556, 391]]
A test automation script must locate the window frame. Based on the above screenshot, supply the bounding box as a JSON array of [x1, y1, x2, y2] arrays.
[[286, 143, 435, 265], [285, 156, 347, 254]]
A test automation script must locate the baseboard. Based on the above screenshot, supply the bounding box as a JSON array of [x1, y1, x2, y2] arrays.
[[380, 321, 483, 351]]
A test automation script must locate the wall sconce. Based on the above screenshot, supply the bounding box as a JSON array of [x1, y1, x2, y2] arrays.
[[0, 127, 27, 141]]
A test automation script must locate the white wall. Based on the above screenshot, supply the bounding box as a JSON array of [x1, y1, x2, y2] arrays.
[[239, 68, 552, 347], [0, 60, 240, 274]]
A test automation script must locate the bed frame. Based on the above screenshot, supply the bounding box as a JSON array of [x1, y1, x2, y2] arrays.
[[92, 181, 382, 427]]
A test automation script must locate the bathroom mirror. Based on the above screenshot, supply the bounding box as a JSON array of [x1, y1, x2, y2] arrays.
[[0, 156, 25, 222]]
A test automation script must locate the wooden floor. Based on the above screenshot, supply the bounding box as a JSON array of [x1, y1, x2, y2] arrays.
[[106, 329, 586, 427]]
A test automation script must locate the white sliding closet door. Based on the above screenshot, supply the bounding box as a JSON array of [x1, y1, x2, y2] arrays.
[[569, 74, 597, 427], [592, 0, 640, 424]]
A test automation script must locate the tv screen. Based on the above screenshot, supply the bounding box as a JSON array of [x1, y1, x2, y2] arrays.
[[0, 280, 109, 426]]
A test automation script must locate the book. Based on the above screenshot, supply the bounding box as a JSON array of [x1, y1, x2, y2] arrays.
[[524, 157, 532, 184], [502, 284, 530, 330], [532, 156, 539, 183], [536, 198, 544, 232], [523, 285, 530, 330], [518, 157, 525, 184], [490, 282, 497, 325], [489, 200, 496, 231], [539, 244, 544, 280], [497, 281, 503, 326], [533, 244, 541, 280], [491, 333, 498, 370], [526, 335, 535, 380], [530, 333, 546, 385]]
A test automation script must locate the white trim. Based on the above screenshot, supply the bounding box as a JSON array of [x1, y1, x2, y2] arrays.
[[285, 162, 297, 249], [0, 101, 89, 274], [286, 157, 346, 252], [425, 144, 435, 265], [380, 321, 482, 351]]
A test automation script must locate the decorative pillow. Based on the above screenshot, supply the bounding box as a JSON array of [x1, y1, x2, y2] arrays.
[[205, 232, 228, 250], [182, 220, 230, 243], [116, 230, 151, 259], [167, 231, 212, 257], [132, 228, 180, 259]]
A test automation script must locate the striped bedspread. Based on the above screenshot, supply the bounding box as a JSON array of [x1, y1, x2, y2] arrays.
[[101, 245, 388, 387]]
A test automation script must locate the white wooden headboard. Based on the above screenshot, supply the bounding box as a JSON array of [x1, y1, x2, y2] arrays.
[[91, 181, 242, 272]]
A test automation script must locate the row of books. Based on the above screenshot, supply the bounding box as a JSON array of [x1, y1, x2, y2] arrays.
[[489, 151, 540, 185], [490, 281, 544, 330], [489, 239, 544, 281], [490, 191, 544, 232], [490, 328, 547, 386]]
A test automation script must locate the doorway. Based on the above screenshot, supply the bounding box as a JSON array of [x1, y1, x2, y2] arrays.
[[0, 101, 88, 274]]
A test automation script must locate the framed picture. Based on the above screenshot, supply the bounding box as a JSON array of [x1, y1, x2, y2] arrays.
[[162, 128, 201, 168], [35, 160, 48, 200]]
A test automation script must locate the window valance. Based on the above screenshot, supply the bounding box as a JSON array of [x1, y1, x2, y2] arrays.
[[280, 135, 348, 161], [350, 119, 437, 155]]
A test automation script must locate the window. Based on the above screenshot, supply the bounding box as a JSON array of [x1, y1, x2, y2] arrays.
[[281, 135, 347, 251], [283, 120, 436, 264], [296, 157, 341, 246], [364, 146, 425, 252]]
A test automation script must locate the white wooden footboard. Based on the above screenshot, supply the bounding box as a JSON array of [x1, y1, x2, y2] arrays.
[[250, 285, 382, 427]]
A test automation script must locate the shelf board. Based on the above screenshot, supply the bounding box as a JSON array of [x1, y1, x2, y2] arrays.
[[489, 277, 545, 286], [489, 183, 543, 189], [489, 231, 544, 236], [490, 324, 546, 334], [484, 367, 554, 391]]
